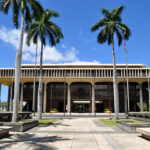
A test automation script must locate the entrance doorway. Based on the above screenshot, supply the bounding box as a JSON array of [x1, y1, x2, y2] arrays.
[[72, 103, 90, 113]]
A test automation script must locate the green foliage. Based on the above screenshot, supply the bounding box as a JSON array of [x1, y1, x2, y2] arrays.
[[91, 6, 131, 46], [25, 8, 64, 47], [0, 102, 7, 106], [38, 119, 57, 125], [51, 108, 58, 111], [100, 119, 117, 126], [0, 0, 44, 28], [100, 119, 150, 126]]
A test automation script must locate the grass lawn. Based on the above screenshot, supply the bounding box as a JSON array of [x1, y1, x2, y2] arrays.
[[100, 119, 117, 126], [100, 118, 150, 126], [38, 119, 57, 125], [31, 118, 57, 126]]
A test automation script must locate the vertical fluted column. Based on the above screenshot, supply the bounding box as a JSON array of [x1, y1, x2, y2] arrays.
[[20, 83, 24, 111], [139, 83, 143, 112], [7, 86, 11, 111], [92, 83, 95, 113], [43, 83, 47, 113], [67, 83, 71, 113]]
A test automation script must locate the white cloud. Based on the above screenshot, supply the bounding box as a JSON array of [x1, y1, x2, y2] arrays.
[[0, 26, 100, 64], [62, 44, 67, 49]]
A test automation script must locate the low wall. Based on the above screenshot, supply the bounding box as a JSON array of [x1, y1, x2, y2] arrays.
[[128, 112, 150, 118], [2, 120, 38, 132], [117, 121, 150, 133]]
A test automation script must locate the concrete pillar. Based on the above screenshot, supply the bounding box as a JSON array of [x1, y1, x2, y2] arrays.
[[139, 83, 143, 112], [67, 83, 71, 113], [43, 83, 47, 113], [10, 83, 14, 111], [92, 83, 95, 113], [0, 84, 1, 103], [20, 83, 24, 111], [7, 86, 11, 111]]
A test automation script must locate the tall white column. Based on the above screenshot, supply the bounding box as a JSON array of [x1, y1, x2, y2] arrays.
[[67, 83, 71, 113], [139, 83, 143, 112], [92, 83, 95, 113], [7, 86, 11, 111], [43, 83, 47, 113], [20, 83, 24, 111]]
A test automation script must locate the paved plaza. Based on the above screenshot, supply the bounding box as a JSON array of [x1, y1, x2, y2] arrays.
[[0, 117, 150, 150]]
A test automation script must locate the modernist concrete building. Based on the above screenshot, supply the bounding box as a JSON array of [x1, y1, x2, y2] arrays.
[[0, 63, 150, 113]]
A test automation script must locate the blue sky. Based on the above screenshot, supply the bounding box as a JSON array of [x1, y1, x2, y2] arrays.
[[0, 0, 150, 101]]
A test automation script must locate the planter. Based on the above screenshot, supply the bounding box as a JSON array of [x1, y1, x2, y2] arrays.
[[104, 111, 112, 114], [50, 111, 58, 113], [1, 120, 38, 132], [117, 120, 150, 133]]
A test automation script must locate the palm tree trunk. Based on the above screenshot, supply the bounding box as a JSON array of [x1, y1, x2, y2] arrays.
[[32, 43, 38, 115], [112, 38, 119, 119], [37, 41, 43, 119], [12, 10, 25, 123]]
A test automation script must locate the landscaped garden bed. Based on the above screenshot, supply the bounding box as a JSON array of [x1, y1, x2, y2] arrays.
[[100, 118, 150, 133], [1, 120, 38, 132], [37, 119, 57, 126], [116, 119, 150, 133]]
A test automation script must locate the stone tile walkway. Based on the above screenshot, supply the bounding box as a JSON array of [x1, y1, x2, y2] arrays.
[[0, 118, 150, 150]]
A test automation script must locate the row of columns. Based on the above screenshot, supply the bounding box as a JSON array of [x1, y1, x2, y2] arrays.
[[2, 81, 146, 113], [42, 82, 96, 113]]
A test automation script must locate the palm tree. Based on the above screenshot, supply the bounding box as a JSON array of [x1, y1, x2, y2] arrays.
[[91, 6, 131, 119], [26, 8, 64, 119], [0, 0, 43, 122]]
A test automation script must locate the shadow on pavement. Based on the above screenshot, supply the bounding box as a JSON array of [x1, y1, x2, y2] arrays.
[[0, 133, 70, 150]]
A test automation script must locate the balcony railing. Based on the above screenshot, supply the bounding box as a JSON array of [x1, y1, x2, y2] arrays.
[[0, 68, 150, 78]]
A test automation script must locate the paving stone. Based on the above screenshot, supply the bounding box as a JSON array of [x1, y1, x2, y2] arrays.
[[0, 117, 150, 150]]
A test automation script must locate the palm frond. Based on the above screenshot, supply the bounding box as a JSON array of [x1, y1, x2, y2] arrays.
[[91, 18, 107, 32], [45, 8, 59, 18], [114, 27, 122, 46], [12, 0, 19, 28], [46, 29, 56, 46], [25, 5, 31, 24], [0, 0, 11, 14], [26, 27, 38, 46], [97, 26, 107, 44], [29, 0, 44, 15], [102, 8, 110, 18], [115, 6, 125, 16], [117, 23, 131, 40]]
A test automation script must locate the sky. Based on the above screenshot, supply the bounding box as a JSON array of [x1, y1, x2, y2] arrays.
[[0, 0, 150, 101]]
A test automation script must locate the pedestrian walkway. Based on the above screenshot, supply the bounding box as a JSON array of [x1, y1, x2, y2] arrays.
[[0, 118, 150, 150]]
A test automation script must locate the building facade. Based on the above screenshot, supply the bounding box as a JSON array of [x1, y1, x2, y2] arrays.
[[0, 63, 150, 113]]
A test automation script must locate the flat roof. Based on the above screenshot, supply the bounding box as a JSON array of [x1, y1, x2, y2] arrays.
[[21, 63, 146, 69]]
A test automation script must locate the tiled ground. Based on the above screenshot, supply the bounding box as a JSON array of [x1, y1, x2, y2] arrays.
[[0, 118, 150, 150]]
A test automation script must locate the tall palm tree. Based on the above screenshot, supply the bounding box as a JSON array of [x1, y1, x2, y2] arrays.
[[26, 8, 64, 119], [91, 6, 131, 119], [0, 0, 43, 122]]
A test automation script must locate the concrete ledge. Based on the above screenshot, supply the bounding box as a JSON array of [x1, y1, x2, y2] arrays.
[[128, 112, 150, 118], [0, 126, 13, 138], [136, 128, 150, 140], [117, 121, 150, 133], [1, 120, 38, 132]]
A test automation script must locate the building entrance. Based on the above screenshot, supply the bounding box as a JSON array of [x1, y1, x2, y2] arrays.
[[72, 103, 90, 113]]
